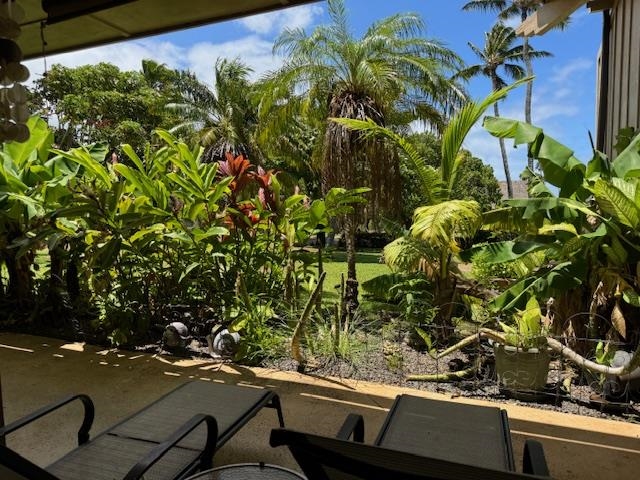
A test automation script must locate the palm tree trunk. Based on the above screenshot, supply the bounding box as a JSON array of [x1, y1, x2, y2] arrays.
[[492, 79, 513, 199], [522, 10, 534, 173]]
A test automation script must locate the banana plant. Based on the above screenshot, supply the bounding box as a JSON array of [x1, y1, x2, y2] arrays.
[[466, 117, 640, 357], [0, 116, 78, 308]]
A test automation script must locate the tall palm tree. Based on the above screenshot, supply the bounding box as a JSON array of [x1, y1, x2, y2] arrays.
[[169, 58, 262, 163], [457, 23, 549, 198], [462, 0, 561, 171], [262, 0, 465, 312]]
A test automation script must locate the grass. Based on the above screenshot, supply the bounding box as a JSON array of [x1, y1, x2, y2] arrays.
[[319, 249, 390, 302]]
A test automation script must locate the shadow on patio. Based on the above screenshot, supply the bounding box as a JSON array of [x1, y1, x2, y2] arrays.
[[1, 332, 639, 479]]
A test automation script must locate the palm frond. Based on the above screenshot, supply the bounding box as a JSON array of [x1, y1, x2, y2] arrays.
[[441, 78, 529, 192], [411, 200, 482, 253]]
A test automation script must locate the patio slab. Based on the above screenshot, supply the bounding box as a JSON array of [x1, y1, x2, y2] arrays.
[[1, 332, 639, 479]]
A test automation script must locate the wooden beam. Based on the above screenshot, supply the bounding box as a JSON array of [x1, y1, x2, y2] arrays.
[[587, 0, 615, 12], [516, 0, 586, 36]]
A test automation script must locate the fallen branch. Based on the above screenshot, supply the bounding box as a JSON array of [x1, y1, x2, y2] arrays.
[[546, 337, 640, 376], [407, 356, 483, 382], [434, 328, 506, 359], [428, 328, 640, 378]]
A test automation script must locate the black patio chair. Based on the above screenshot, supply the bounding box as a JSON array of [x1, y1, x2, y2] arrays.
[[373, 394, 518, 471], [270, 428, 552, 480], [0, 381, 284, 480], [270, 394, 552, 480]]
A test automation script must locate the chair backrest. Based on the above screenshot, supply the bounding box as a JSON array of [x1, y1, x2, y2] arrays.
[[0, 374, 4, 446], [270, 428, 552, 480], [0, 445, 60, 480]]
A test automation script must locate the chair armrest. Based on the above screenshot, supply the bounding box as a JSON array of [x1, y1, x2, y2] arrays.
[[523, 439, 550, 477], [123, 414, 218, 480], [336, 414, 364, 442], [0, 394, 94, 446]]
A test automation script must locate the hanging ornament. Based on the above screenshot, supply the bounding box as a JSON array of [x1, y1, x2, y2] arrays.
[[0, 0, 30, 143]]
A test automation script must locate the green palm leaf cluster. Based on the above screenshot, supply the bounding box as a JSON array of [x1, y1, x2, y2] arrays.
[[169, 59, 262, 164], [259, 0, 466, 311], [462, 0, 561, 171], [457, 22, 550, 198]]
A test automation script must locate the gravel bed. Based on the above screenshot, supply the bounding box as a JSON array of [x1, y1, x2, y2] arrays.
[[264, 340, 640, 423]]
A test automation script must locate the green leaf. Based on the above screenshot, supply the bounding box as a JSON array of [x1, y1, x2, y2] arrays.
[[52, 147, 112, 189], [95, 237, 122, 269], [167, 172, 203, 198], [538, 223, 578, 236], [461, 240, 549, 263], [121, 144, 145, 172], [443, 78, 530, 191], [590, 178, 640, 228], [309, 200, 326, 225], [193, 227, 229, 242], [4, 116, 54, 166], [623, 289, 640, 307], [179, 262, 201, 284], [484, 116, 584, 191], [612, 129, 640, 178], [411, 200, 482, 252]]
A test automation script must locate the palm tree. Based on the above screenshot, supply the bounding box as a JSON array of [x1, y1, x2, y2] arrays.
[[462, 0, 561, 171], [169, 58, 262, 163], [457, 23, 549, 198], [262, 0, 465, 313], [336, 81, 527, 339]]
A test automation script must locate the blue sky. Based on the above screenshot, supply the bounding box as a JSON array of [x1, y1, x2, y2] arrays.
[[25, 0, 603, 181]]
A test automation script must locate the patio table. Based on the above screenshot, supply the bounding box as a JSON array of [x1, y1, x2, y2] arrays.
[[185, 462, 306, 480]]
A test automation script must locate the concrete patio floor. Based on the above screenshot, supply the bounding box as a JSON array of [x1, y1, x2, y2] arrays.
[[1, 332, 639, 479]]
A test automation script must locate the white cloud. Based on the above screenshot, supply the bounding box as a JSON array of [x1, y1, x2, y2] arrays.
[[25, 40, 184, 84], [550, 58, 593, 83], [502, 16, 521, 29], [238, 4, 323, 35], [23, 3, 324, 86], [185, 36, 281, 83], [25, 35, 283, 88]]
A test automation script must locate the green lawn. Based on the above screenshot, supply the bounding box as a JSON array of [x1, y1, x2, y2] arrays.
[[319, 250, 390, 302]]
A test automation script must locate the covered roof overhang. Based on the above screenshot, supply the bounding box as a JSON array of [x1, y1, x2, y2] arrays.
[[16, 0, 322, 60], [516, 0, 615, 36]]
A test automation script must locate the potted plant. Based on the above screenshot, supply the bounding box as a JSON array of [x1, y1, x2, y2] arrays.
[[493, 297, 550, 392], [407, 296, 551, 393]]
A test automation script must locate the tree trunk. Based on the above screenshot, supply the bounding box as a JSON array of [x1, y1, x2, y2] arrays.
[[523, 32, 534, 174], [493, 82, 513, 199], [4, 252, 34, 307], [343, 213, 359, 317]]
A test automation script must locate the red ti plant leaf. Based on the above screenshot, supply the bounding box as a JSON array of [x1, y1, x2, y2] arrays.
[[225, 201, 260, 230], [255, 166, 277, 210], [218, 152, 254, 195]]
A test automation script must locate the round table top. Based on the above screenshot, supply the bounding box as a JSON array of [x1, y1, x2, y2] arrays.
[[185, 463, 306, 480]]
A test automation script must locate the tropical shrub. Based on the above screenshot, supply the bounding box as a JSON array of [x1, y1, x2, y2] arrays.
[[1, 118, 368, 352], [460, 118, 640, 369]]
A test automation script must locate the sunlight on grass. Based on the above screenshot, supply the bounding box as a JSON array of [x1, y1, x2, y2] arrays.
[[320, 250, 390, 301]]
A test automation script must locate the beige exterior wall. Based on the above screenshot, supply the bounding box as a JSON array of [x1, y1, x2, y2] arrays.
[[601, 0, 640, 158]]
